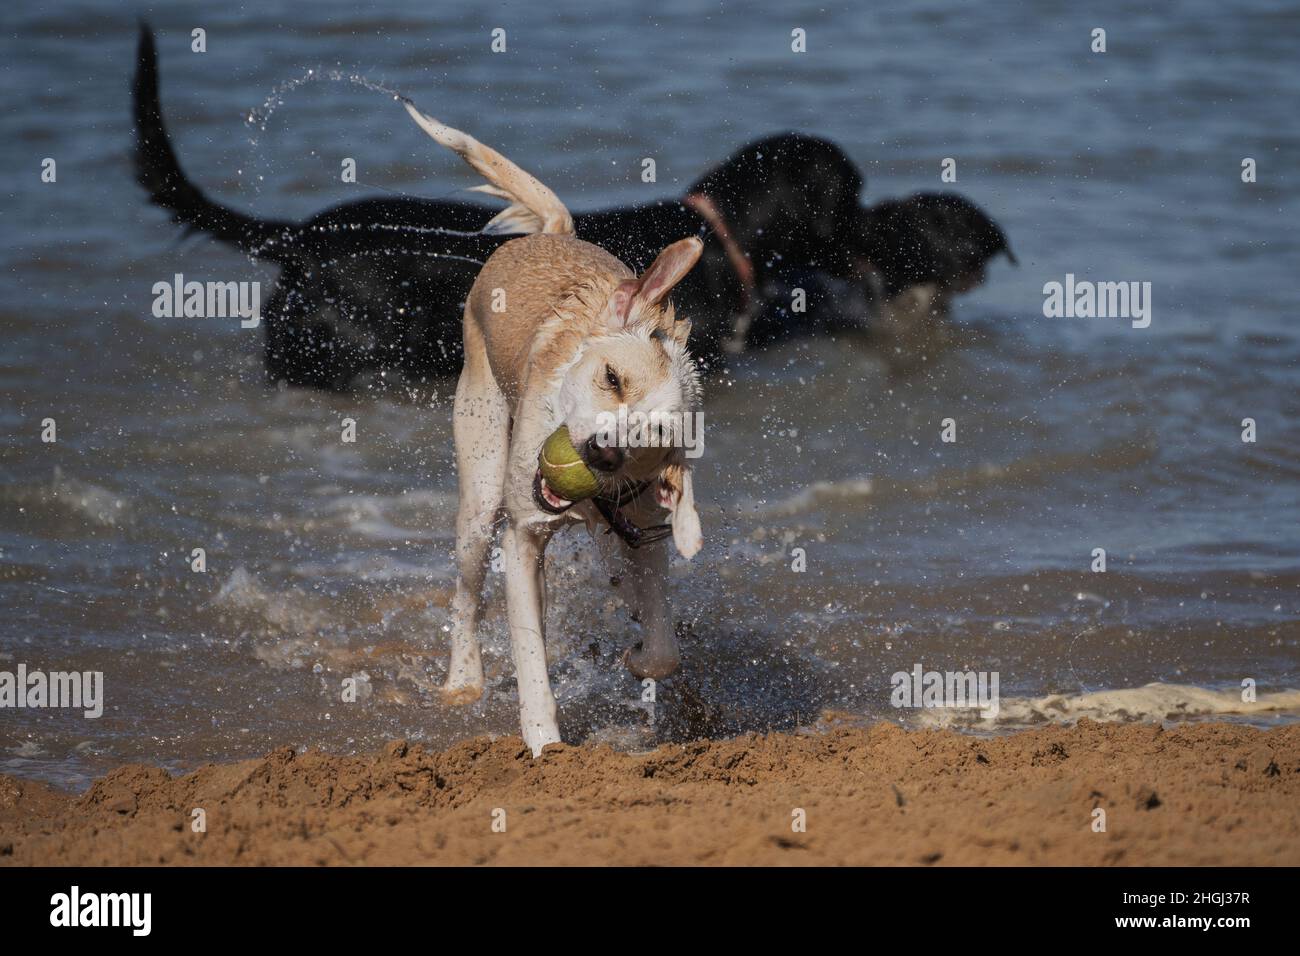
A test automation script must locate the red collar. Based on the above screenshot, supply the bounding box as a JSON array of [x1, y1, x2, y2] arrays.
[[683, 192, 757, 312]]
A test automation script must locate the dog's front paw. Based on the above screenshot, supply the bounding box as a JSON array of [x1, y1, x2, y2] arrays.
[[622, 644, 680, 680], [438, 683, 485, 706]]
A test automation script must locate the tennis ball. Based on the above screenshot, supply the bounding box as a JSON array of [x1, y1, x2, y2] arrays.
[[539, 426, 600, 501]]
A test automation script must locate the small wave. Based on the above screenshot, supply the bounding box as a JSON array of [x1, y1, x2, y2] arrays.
[[0, 469, 131, 528], [760, 479, 875, 517], [210, 567, 334, 634], [757, 439, 1156, 517], [911, 682, 1300, 729], [290, 554, 450, 583], [315, 491, 456, 542]]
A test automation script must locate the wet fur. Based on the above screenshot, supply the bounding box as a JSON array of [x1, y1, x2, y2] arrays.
[[414, 104, 703, 754]]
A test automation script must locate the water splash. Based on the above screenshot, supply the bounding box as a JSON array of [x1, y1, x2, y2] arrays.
[[237, 67, 414, 209], [234, 68, 501, 257], [244, 67, 410, 134]]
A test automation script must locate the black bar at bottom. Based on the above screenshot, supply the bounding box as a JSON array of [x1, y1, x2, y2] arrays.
[[0, 866, 1284, 941]]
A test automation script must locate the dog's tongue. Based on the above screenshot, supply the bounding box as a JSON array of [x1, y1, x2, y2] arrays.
[[539, 477, 571, 510]]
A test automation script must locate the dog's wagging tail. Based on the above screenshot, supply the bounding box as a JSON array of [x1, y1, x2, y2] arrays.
[[132, 24, 294, 259], [401, 102, 574, 237]]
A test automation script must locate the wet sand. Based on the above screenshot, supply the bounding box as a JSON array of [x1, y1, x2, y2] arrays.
[[2, 719, 1297, 866]]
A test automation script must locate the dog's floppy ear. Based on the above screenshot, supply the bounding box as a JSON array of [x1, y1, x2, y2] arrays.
[[637, 237, 703, 308], [657, 461, 702, 559], [609, 237, 703, 327]]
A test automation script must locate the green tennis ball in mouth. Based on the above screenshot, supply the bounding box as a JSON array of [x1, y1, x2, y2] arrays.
[[539, 426, 600, 502]]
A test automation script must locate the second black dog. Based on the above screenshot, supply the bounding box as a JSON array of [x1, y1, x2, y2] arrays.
[[132, 25, 1012, 389]]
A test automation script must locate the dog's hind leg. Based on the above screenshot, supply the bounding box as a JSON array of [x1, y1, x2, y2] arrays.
[[445, 318, 508, 704]]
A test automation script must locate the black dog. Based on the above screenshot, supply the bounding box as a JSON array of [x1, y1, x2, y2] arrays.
[[133, 24, 1012, 389]]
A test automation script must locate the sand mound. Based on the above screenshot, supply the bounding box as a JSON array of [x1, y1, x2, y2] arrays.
[[1, 720, 1296, 865]]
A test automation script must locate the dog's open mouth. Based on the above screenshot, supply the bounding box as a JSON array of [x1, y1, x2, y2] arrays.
[[533, 470, 575, 514], [532, 469, 673, 547]]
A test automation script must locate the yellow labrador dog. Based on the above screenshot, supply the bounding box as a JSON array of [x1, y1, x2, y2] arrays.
[[404, 102, 704, 755]]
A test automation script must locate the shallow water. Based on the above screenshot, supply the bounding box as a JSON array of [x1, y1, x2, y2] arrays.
[[1, 0, 1298, 789]]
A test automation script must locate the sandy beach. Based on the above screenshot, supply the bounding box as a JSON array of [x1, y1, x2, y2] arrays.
[[2, 719, 1296, 866]]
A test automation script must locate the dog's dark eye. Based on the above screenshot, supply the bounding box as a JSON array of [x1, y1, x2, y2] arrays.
[[604, 365, 621, 391]]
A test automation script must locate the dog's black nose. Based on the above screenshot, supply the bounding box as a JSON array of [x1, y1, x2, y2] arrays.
[[583, 436, 624, 472]]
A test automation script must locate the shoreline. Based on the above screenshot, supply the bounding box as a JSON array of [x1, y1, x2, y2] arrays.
[[2, 719, 1297, 866]]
